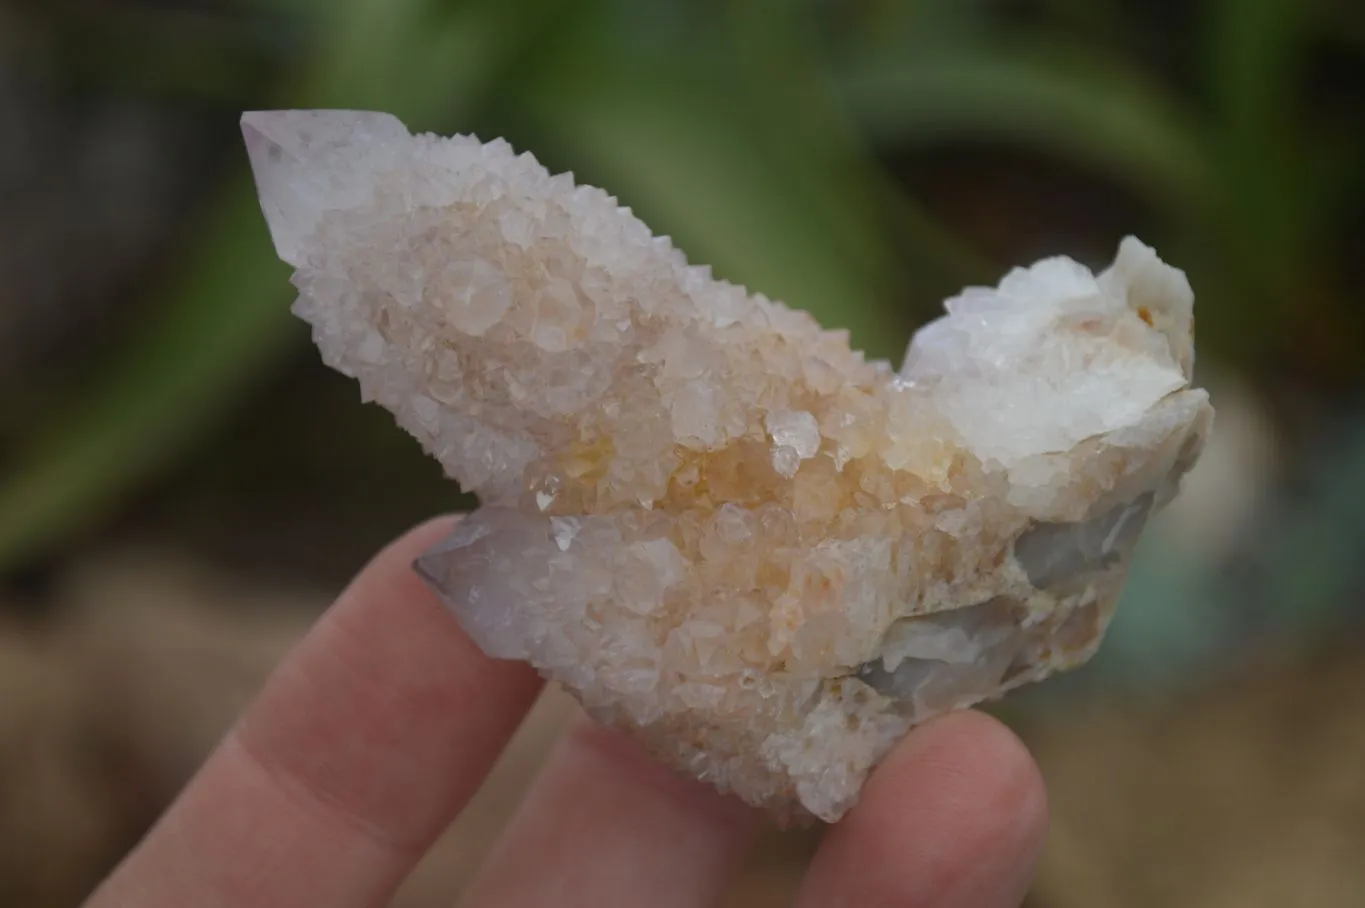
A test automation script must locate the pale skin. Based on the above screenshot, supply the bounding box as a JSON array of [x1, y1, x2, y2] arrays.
[[87, 517, 1049, 908]]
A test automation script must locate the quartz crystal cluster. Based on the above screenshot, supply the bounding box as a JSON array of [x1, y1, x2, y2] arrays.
[[243, 110, 1213, 823]]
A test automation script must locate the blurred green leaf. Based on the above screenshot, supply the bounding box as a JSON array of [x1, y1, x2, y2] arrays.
[[1207, 0, 1304, 132], [0, 188, 295, 573], [837, 0, 995, 51], [0, 0, 582, 573], [1201, 0, 1324, 356], [720, 0, 989, 296], [720, 0, 893, 280], [833, 46, 1208, 208], [517, 15, 910, 360]]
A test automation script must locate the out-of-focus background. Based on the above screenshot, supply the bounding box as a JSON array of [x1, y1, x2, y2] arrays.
[[1, 0, 1362, 904]]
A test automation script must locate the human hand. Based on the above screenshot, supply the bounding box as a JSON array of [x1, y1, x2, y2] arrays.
[[86, 517, 1048, 908]]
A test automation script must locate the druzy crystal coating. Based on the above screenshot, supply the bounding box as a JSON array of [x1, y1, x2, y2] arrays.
[[243, 110, 1212, 822]]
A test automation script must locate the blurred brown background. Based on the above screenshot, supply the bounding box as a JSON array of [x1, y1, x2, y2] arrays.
[[2, 0, 1364, 904]]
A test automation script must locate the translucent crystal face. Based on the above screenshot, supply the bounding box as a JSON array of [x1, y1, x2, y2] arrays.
[[243, 110, 1213, 824]]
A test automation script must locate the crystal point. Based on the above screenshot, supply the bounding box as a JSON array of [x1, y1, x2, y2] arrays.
[[244, 110, 1213, 824], [241, 110, 408, 266]]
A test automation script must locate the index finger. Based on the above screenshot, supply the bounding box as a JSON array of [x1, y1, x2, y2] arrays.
[[87, 516, 543, 908]]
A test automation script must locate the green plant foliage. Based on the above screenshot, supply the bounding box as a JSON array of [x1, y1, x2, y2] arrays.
[[834, 46, 1207, 207], [0, 189, 294, 573], [518, 50, 905, 356], [0, 0, 581, 571], [1, 0, 1361, 620]]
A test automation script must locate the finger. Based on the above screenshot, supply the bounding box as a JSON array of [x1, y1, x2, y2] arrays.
[[460, 716, 761, 908], [88, 516, 544, 908], [796, 710, 1048, 908]]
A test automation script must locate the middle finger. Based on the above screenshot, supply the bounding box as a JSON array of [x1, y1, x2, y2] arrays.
[[460, 716, 760, 908]]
